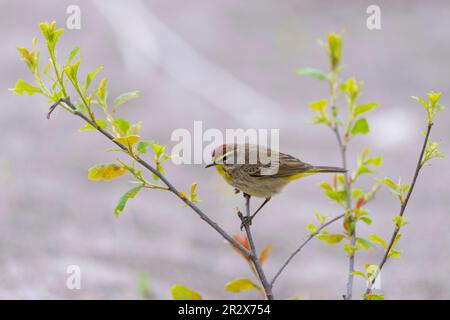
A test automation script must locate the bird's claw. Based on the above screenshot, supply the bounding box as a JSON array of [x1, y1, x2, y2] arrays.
[[240, 216, 252, 230]]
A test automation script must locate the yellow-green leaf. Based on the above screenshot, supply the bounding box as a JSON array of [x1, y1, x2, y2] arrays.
[[10, 79, 42, 95], [88, 163, 126, 181], [364, 293, 385, 300], [318, 233, 345, 244], [376, 177, 397, 191], [225, 278, 260, 293], [351, 118, 369, 135], [79, 119, 107, 132], [369, 234, 387, 249], [353, 103, 379, 117], [170, 284, 202, 300], [310, 99, 327, 112], [296, 68, 327, 80], [114, 135, 140, 148], [115, 185, 143, 217], [307, 223, 317, 234]]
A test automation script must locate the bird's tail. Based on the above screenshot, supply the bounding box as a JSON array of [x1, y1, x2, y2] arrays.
[[311, 166, 346, 173]]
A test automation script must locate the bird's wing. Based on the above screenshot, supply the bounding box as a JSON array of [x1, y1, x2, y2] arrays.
[[248, 152, 312, 177]]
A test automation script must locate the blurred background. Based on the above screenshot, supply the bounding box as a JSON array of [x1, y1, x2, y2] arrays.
[[1, 0, 449, 299]]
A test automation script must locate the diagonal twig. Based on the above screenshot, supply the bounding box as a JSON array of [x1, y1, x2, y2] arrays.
[[47, 98, 252, 258], [271, 213, 345, 287], [365, 122, 433, 295], [237, 195, 274, 300]]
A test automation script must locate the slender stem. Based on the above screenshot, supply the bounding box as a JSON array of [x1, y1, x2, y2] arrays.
[[365, 122, 433, 295], [328, 72, 354, 300], [48, 47, 68, 98], [337, 137, 355, 300], [240, 195, 274, 300], [271, 213, 345, 287], [48, 98, 251, 259]]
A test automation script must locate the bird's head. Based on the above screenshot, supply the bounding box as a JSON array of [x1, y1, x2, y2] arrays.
[[205, 144, 236, 169]]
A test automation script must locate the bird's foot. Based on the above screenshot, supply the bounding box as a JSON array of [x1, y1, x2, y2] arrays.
[[240, 216, 253, 230], [234, 188, 240, 194]]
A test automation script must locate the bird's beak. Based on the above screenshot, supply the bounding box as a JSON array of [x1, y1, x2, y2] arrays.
[[205, 162, 216, 168]]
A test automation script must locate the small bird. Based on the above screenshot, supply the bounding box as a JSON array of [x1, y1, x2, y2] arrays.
[[206, 144, 345, 228]]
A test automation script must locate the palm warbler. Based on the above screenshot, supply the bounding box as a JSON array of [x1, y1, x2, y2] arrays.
[[206, 144, 345, 226]]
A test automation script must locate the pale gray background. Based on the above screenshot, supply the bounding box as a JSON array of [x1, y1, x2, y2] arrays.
[[0, 0, 449, 299]]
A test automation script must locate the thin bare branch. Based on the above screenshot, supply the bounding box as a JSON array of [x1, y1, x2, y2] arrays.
[[238, 195, 274, 300], [47, 98, 252, 259], [366, 122, 433, 295], [271, 213, 345, 287], [329, 71, 355, 300]]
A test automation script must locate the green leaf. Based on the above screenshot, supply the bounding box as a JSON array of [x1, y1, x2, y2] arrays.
[[341, 77, 362, 103], [318, 233, 345, 244], [389, 250, 401, 258], [310, 99, 327, 112], [422, 140, 445, 165], [314, 211, 327, 224], [10, 79, 42, 95], [115, 185, 143, 217], [104, 148, 124, 153], [171, 284, 202, 300], [376, 177, 397, 190], [127, 121, 143, 135], [88, 163, 126, 181], [393, 215, 408, 228], [319, 181, 332, 191], [64, 58, 82, 84], [325, 189, 346, 203], [78, 119, 107, 132], [369, 234, 387, 249], [137, 140, 154, 154], [352, 270, 367, 279], [113, 90, 140, 112], [17, 42, 39, 73], [307, 223, 317, 234], [152, 143, 166, 158], [68, 46, 80, 63], [225, 278, 260, 293], [352, 188, 364, 198], [113, 118, 130, 136], [356, 237, 375, 250], [343, 243, 357, 256], [39, 21, 63, 51], [136, 273, 152, 299], [427, 91, 442, 105], [327, 32, 342, 70], [114, 135, 140, 148], [351, 118, 369, 135], [85, 66, 103, 92], [360, 216, 373, 225], [365, 264, 379, 278], [366, 155, 383, 166], [353, 103, 379, 117], [95, 78, 108, 103], [364, 293, 385, 300], [189, 182, 201, 204], [388, 233, 402, 258], [296, 68, 327, 80], [413, 92, 445, 124]]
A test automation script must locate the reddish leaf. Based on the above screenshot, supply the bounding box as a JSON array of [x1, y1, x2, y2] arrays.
[[259, 244, 273, 264]]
